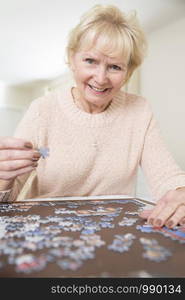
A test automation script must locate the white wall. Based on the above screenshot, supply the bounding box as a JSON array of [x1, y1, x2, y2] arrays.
[[0, 81, 50, 136], [137, 16, 185, 199]]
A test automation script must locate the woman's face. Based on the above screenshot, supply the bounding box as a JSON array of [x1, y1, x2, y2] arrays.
[[71, 47, 128, 109]]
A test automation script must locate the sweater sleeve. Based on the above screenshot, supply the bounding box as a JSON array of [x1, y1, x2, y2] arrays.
[[0, 98, 41, 202], [140, 107, 185, 201]]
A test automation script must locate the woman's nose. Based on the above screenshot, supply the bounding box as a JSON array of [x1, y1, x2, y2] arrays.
[[94, 66, 108, 85]]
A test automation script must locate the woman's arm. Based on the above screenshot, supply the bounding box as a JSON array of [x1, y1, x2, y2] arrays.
[[139, 108, 185, 228]]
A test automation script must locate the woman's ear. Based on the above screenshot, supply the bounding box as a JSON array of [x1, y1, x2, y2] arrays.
[[70, 62, 75, 72], [69, 54, 75, 72], [121, 78, 126, 86]]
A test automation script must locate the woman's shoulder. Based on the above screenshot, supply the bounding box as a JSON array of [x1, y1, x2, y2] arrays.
[[30, 84, 71, 112], [123, 91, 152, 114], [30, 90, 59, 111], [124, 91, 147, 104]]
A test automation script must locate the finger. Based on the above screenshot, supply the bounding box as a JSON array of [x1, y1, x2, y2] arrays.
[[0, 165, 36, 180], [152, 203, 177, 227], [0, 137, 33, 150], [139, 209, 153, 219], [0, 160, 38, 171], [151, 202, 180, 227], [0, 149, 41, 161], [146, 201, 167, 226], [179, 216, 185, 226], [165, 205, 185, 228]]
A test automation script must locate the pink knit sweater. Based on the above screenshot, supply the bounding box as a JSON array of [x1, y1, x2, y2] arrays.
[[2, 85, 185, 201]]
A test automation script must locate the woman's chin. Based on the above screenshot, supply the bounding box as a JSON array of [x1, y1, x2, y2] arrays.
[[86, 98, 111, 108], [85, 91, 112, 105]]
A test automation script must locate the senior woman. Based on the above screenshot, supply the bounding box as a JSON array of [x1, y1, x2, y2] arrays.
[[0, 5, 185, 229]]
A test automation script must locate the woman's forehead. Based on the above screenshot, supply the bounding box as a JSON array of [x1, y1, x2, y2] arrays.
[[78, 48, 127, 64], [78, 34, 130, 64]]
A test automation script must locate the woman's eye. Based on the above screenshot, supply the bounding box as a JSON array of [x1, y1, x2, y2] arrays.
[[110, 65, 121, 71], [85, 58, 95, 64]]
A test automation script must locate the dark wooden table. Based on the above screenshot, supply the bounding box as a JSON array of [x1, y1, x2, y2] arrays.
[[0, 197, 184, 278]]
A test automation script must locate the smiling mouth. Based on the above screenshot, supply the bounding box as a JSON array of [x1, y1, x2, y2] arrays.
[[88, 84, 110, 92]]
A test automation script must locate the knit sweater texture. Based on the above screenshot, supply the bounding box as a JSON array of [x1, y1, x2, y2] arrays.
[[2, 85, 185, 201]]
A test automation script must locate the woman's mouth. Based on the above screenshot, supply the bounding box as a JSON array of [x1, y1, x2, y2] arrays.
[[88, 84, 110, 93]]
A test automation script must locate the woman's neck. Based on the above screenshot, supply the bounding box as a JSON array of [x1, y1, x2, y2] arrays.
[[71, 87, 111, 114]]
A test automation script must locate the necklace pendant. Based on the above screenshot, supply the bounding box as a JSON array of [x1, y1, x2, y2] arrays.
[[92, 142, 98, 149]]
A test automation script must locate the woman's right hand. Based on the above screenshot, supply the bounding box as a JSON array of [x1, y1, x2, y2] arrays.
[[0, 136, 41, 182]]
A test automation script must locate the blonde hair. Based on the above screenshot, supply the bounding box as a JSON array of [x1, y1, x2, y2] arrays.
[[66, 5, 147, 82]]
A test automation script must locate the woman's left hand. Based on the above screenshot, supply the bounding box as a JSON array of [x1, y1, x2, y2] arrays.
[[139, 187, 185, 228]]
